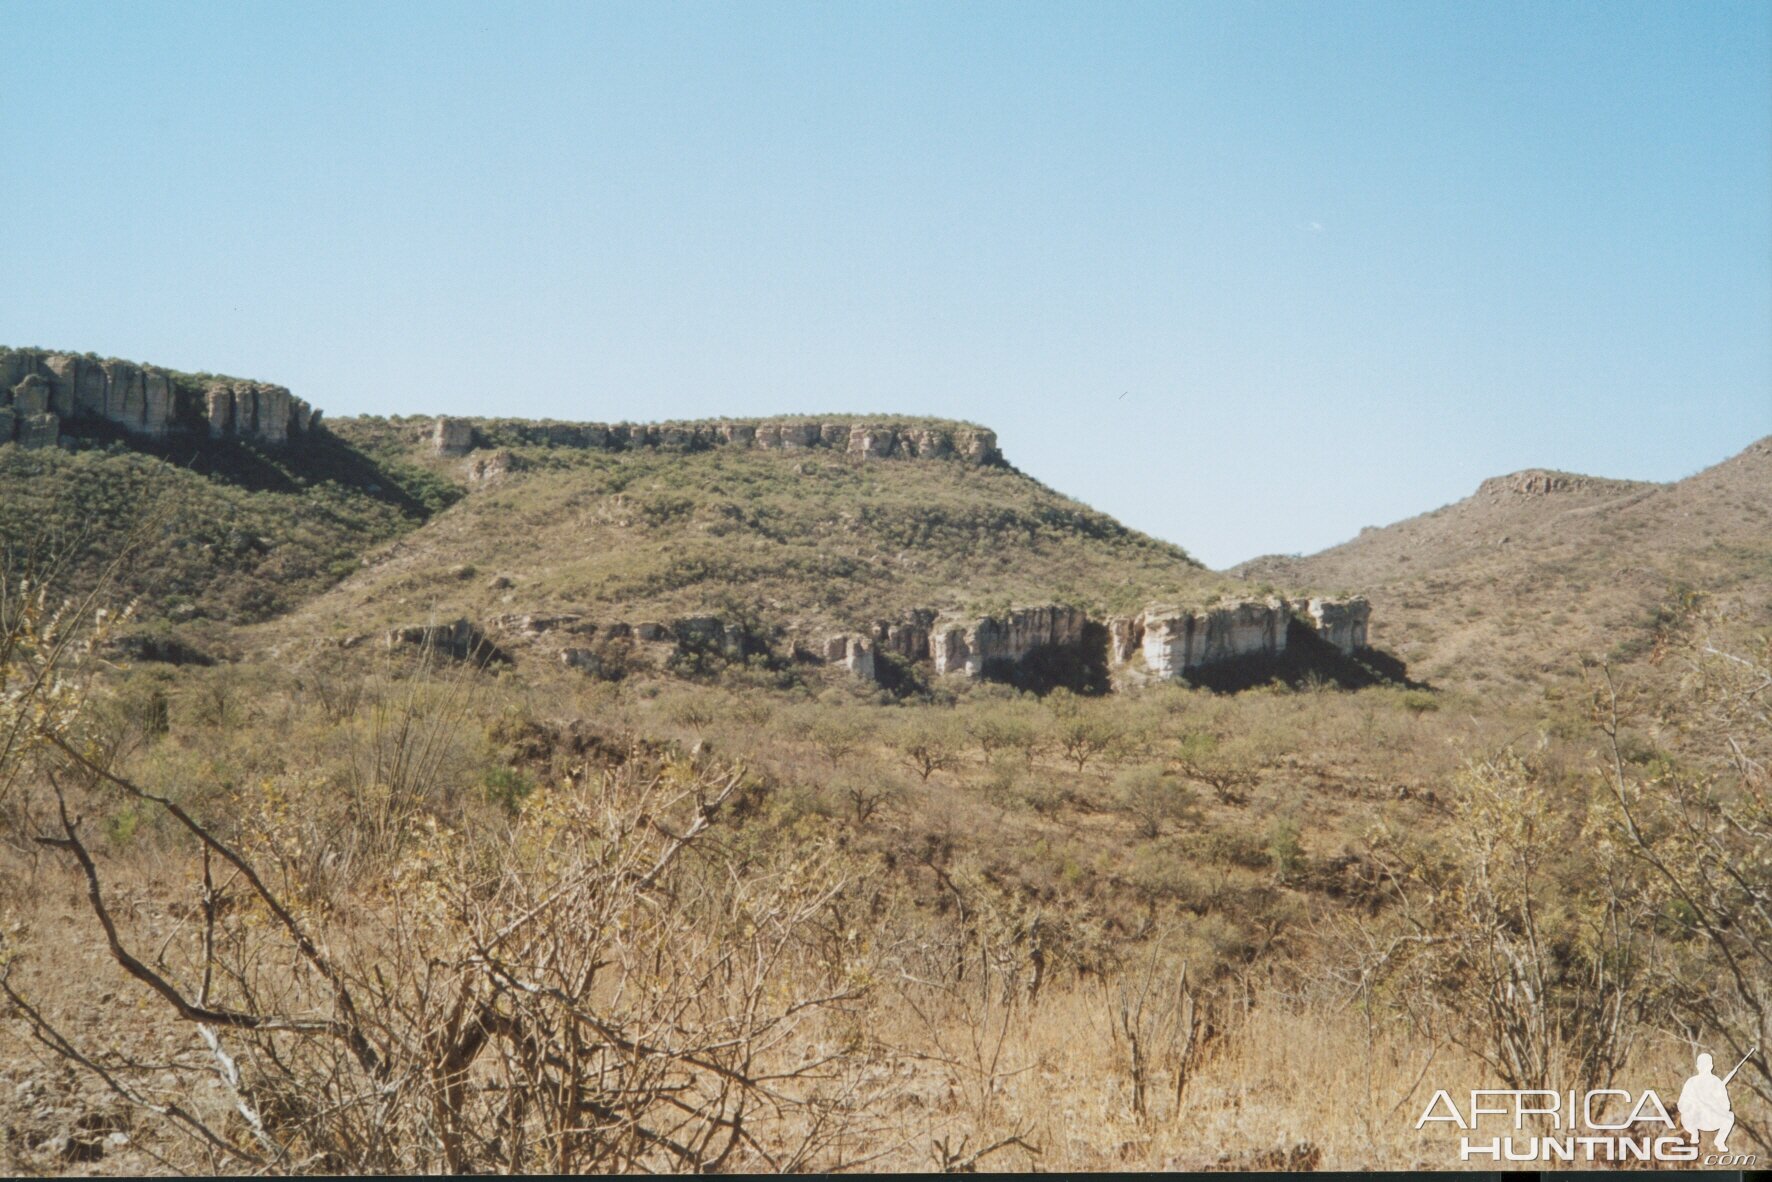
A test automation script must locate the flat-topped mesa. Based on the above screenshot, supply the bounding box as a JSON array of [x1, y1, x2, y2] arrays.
[[429, 415, 1001, 465], [0, 347, 319, 449]]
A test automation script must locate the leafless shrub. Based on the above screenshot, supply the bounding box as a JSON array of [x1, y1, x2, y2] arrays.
[[5, 728, 897, 1172], [1340, 748, 1655, 1094], [1109, 949, 1215, 1124], [1593, 599, 1771, 1146]]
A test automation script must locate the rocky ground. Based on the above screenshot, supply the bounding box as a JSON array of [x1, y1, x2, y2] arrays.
[[0, 873, 234, 1175]]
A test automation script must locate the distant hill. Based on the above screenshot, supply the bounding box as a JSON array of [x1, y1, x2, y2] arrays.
[[1230, 439, 1772, 688]]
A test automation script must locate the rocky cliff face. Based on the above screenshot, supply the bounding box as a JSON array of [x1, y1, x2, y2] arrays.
[[823, 634, 877, 681], [865, 609, 937, 661], [434, 417, 476, 456], [1129, 598, 1294, 678], [422, 593, 1373, 690], [478, 611, 774, 675], [0, 348, 319, 449], [384, 618, 508, 665], [931, 606, 1092, 676], [924, 595, 1371, 685], [1303, 596, 1369, 653], [428, 415, 1001, 465]]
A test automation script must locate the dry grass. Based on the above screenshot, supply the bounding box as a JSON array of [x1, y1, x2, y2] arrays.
[[1, 433, 1766, 1173]]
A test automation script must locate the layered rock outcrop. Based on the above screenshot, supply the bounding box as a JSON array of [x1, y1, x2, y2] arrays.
[[866, 609, 937, 662], [13, 410, 61, 451], [931, 606, 1091, 677], [1106, 596, 1370, 678], [434, 416, 476, 456], [823, 635, 876, 681], [428, 595, 1373, 689], [430, 415, 1000, 465], [0, 348, 318, 448], [491, 612, 770, 675], [204, 380, 315, 444], [924, 596, 1371, 685], [1303, 596, 1369, 653], [1476, 470, 1650, 500], [465, 449, 529, 485], [384, 618, 508, 664], [1129, 598, 1293, 678]]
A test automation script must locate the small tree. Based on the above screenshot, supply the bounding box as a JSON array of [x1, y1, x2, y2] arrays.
[[896, 717, 962, 783], [1113, 765, 1200, 838], [1171, 732, 1259, 804], [966, 700, 1040, 765], [1053, 705, 1120, 773], [1265, 816, 1303, 880], [835, 768, 904, 823], [805, 707, 869, 766]]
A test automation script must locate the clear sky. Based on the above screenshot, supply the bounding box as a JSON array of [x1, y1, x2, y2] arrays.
[[4, 1, 1769, 567]]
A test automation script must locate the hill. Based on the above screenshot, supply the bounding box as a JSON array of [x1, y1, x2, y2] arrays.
[[1229, 439, 1772, 688], [3, 352, 1768, 1172], [4, 351, 1255, 678], [291, 413, 1232, 651], [0, 416, 456, 653]]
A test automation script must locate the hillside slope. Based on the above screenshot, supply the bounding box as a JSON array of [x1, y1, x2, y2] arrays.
[[0, 349, 1268, 679], [0, 416, 457, 650], [277, 415, 1237, 656], [1231, 439, 1772, 687]]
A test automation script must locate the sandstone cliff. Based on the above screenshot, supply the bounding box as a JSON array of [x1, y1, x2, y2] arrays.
[[427, 415, 1001, 465], [0, 348, 319, 449], [1303, 596, 1370, 653], [495, 595, 1372, 689], [1129, 597, 1294, 678], [930, 606, 1092, 676], [921, 595, 1371, 686], [823, 634, 877, 681]]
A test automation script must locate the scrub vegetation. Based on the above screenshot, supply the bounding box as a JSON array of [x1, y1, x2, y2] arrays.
[[0, 425, 1766, 1171]]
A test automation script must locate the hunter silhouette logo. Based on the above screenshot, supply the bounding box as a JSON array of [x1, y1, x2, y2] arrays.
[[1415, 1045, 1760, 1164], [1678, 1048, 1753, 1153]]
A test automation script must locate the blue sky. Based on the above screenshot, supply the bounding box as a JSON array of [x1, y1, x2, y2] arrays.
[[4, 1, 1768, 567]]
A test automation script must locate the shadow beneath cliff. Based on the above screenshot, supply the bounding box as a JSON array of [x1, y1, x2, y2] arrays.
[[980, 621, 1114, 696], [66, 420, 447, 519], [1181, 620, 1428, 694], [872, 651, 931, 698]]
